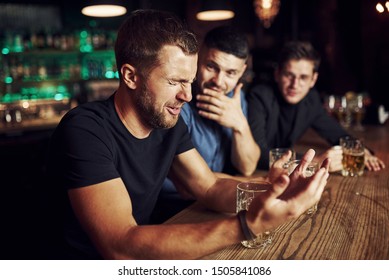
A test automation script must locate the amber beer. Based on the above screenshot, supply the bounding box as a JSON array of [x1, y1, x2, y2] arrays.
[[342, 150, 365, 176], [340, 136, 365, 177]]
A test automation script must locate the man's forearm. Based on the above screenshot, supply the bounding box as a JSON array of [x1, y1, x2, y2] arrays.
[[103, 216, 243, 259], [231, 123, 261, 176]]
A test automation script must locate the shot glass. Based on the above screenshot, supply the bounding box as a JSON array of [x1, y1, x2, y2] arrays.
[[340, 136, 365, 177], [284, 159, 320, 215], [269, 148, 296, 169], [285, 159, 320, 177], [236, 181, 274, 249]]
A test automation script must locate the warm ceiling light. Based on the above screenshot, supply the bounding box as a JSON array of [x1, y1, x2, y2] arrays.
[[82, 1, 127, 17], [196, 10, 234, 21], [376, 1, 389, 13], [254, 0, 281, 28], [196, 0, 235, 21], [376, 3, 385, 13]]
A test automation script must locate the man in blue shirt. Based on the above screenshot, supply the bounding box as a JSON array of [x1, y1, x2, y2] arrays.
[[154, 26, 260, 222]]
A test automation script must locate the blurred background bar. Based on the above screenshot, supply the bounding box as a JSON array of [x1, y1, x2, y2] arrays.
[[0, 0, 388, 259]]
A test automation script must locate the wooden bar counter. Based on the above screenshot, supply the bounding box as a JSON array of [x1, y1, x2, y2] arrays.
[[165, 122, 389, 260]]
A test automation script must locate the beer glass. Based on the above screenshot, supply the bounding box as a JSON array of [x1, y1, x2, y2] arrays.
[[340, 136, 365, 177]]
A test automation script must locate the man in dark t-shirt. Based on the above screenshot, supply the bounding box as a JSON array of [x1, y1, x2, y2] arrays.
[[46, 10, 330, 260], [47, 95, 194, 258]]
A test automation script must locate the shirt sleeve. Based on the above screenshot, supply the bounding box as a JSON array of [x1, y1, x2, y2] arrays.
[[241, 90, 248, 118], [175, 116, 194, 155], [48, 112, 119, 190], [247, 85, 272, 169]]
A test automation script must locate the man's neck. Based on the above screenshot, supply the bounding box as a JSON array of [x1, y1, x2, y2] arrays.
[[114, 89, 152, 139]]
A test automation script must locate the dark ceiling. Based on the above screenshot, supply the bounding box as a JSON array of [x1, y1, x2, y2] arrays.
[[0, 0, 316, 43]]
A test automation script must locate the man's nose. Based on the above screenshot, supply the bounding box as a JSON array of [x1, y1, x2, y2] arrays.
[[212, 72, 224, 86], [177, 86, 192, 103], [290, 76, 299, 87]]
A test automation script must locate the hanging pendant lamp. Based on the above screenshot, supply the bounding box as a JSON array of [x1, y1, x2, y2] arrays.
[[196, 0, 235, 21], [81, 0, 127, 17]]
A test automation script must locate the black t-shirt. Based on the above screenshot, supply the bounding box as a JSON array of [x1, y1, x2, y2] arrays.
[[248, 84, 349, 169], [46, 94, 194, 258]]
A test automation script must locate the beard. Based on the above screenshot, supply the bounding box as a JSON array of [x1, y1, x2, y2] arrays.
[[134, 82, 180, 129]]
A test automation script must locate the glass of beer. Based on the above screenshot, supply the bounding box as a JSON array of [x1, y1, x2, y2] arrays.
[[340, 136, 365, 177], [236, 181, 274, 249]]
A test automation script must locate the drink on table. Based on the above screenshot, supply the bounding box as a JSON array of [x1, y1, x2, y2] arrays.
[[342, 150, 365, 177], [340, 136, 365, 177], [236, 181, 274, 249]]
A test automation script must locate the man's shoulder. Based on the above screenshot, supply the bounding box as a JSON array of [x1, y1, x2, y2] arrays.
[[247, 84, 277, 107], [59, 98, 114, 132], [181, 102, 194, 114], [71, 97, 112, 116], [304, 88, 322, 105], [249, 84, 276, 99], [180, 102, 198, 123]]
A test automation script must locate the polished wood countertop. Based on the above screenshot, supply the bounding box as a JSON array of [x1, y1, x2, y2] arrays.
[[165, 122, 389, 259]]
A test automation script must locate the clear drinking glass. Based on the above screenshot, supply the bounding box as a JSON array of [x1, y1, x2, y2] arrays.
[[285, 159, 319, 177], [335, 95, 352, 128], [236, 181, 274, 249], [352, 94, 365, 131], [324, 94, 336, 117], [269, 148, 296, 169]]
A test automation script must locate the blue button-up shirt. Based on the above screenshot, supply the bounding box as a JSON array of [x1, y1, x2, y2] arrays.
[[162, 89, 248, 193]]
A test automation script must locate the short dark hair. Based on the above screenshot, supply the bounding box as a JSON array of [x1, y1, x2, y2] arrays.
[[202, 26, 249, 60], [114, 9, 199, 78], [277, 41, 321, 72]]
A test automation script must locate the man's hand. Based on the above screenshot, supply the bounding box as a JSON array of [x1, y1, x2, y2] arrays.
[[316, 146, 343, 172], [267, 150, 292, 183], [364, 149, 385, 171], [196, 83, 246, 132], [246, 149, 330, 235], [284, 149, 330, 199], [317, 146, 385, 172]]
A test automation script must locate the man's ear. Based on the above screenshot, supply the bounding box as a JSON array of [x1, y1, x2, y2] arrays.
[[121, 63, 138, 89]]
